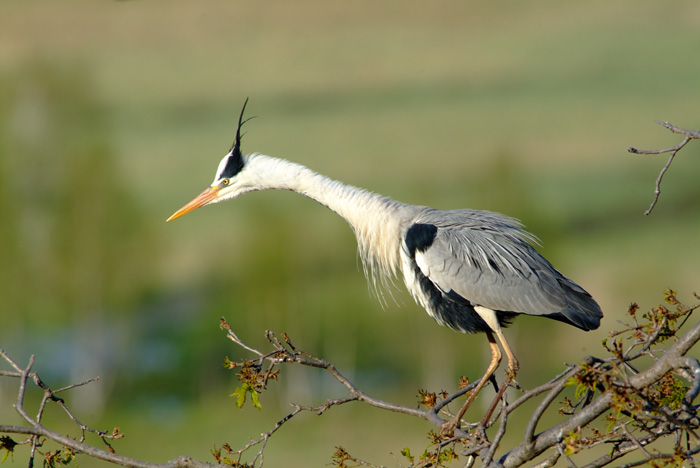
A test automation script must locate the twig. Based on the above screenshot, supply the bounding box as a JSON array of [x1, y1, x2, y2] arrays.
[[615, 445, 700, 468], [0, 349, 217, 468], [583, 431, 668, 468], [628, 120, 700, 215], [228, 328, 461, 433], [228, 407, 304, 467], [221, 317, 265, 358], [521, 367, 575, 443], [529, 450, 560, 468], [332, 446, 387, 468], [620, 424, 651, 459], [220, 327, 472, 465], [482, 392, 509, 467], [506, 366, 577, 414], [556, 443, 579, 468]]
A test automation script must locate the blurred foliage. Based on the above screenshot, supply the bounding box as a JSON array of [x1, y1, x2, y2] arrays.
[[0, 60, 157, 322], [0, 61, 159, 410]]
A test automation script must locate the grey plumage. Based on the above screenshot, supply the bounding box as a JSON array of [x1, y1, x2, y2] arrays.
[[401, 208, 602, 334]]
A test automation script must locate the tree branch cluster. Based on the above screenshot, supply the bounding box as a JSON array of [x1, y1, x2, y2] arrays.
[[1, 292, 699, 468], [218, 292, 700, 468]]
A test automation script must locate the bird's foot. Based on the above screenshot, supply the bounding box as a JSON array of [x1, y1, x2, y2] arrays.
[[440, 417, 486, 441], [439, 418, 459, 438], [503, 379, 525, 391], [440, 413, 487, 438], [505, 365, 520, 383]]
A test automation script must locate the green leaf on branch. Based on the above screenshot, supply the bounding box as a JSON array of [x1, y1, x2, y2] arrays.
[[230, 383, 262, 410]]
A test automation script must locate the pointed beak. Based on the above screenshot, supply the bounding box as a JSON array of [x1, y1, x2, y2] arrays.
[[166, 186, 221, 222]]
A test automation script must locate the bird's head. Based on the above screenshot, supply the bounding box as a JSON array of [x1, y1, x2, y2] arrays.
[[167, 98, 255, 222]]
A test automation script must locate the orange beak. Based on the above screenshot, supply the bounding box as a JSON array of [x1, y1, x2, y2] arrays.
[[166, 186, 221, 222]]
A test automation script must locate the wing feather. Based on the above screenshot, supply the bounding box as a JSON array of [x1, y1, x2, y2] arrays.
[[409, 209, 602, 330]]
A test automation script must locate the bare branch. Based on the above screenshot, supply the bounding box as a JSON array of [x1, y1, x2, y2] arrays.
[[521, 365, 578, 444], [332, 446, 388, 468], [221, 317, 265, 358], [654, 120, 700, 139], [0, 349, 217, 468], [506, 366, 577, 414], [481, 393, 509, 467], [629, 120, 700, 215], [227, 328, 465, 434]]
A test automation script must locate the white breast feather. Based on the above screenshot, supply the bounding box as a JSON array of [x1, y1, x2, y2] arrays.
[[400, 247, 444, 325]]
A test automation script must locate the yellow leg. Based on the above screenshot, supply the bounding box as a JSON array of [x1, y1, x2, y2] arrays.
[[440, 330, 501, 436], [494, 329, 519, 380], [479, 330, 520, 427]]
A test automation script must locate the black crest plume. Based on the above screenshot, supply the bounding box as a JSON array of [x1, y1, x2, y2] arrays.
[[219, 97, 254, 179]]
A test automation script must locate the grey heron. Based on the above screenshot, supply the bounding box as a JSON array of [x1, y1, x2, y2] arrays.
[[167, 100, 603, 434]]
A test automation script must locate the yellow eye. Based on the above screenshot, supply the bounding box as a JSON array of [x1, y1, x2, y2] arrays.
[[221, 179, 230, 186]]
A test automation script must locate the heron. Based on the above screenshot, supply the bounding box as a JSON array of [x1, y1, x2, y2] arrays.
[[167, 99, 603, 434]]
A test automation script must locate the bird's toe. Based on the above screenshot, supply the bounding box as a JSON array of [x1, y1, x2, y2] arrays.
[[439, 419, 459, 438]]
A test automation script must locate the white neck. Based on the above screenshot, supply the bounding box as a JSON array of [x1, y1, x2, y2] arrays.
[[244, 154, 410, 293]]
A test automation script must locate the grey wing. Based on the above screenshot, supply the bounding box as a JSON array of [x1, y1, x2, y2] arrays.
[[413, 216, 602, 331]]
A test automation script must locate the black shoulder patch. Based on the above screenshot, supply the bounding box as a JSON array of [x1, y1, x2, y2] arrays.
[[405, 223, 438, 255]]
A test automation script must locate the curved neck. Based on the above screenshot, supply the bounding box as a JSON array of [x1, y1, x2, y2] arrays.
[[247, 154, 408, 287]]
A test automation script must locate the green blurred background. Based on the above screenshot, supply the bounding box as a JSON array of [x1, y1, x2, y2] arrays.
[[1, 1, 699, 466]]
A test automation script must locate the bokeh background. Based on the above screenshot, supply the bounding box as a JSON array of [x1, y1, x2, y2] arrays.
[[1, 1, 699, 466]]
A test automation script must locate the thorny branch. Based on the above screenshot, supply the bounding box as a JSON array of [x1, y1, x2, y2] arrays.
[[628, 120, 700, 215]]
